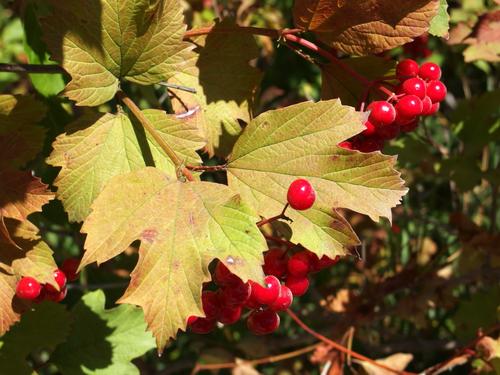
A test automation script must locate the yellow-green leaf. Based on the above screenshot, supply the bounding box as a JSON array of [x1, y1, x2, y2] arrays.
[[48, 110, 205, 222], [42, 0, 194, 106], [80, 167, 266, 351]]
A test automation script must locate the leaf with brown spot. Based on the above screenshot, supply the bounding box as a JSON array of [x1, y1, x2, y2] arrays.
[[80, 167, 267, 351], [293, 0, 440, 55]]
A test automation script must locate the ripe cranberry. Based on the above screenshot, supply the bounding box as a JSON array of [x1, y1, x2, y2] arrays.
[[338, 141, 353, 150], [189, 317, 216, 334], [401, 77, 427, 99], [377, 123, 400, 140], [285, 276, 310, 297], [247, 309, 280, 335], [263, 248, 288, 278], [287, 179, 316, 211], [214, 262, 239, 287], [362, 120, 377, 136], [396, 59, 419, 80], [315, 255, 341, 271], [418, 62, 442, 81], [249, 275, 280, 305], [202, 291, 220, 319], [428, 102, 440, 115], [16, 277, 42, 300], [61, 258, 80, 281], [245, 293, 261, 309], [421, 96, 433, 115], [367, 101, 396, 125], [45, 269, 67, 293], [403, 34, 432, 59], [426, 80, 447, 103], [354, 137, 384, 153], [269, 285, 293, 311], [45, 286, 67, 302], [187, 316, 198, 325], [287, 251, 312, 277], [220, 280, 251, 306], [219, 305, 242, 325], [395, 95, 423, 118]]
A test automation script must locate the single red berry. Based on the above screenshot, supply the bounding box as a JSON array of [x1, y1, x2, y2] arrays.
[[426, 80, 447, 103], [220, 280, 251, 306], [395, 95, 423, 118], [202, 290, 220, 319], [400, 119, 419, 133], [187, 316, 198, 325], [245, 293, 261, 309], [362, 120, 377, 136], [287, 179, 316, 211], [45, 269, 67, 293], [396, 59, 419, 80], [354, 137, 384, 153], [45, 286, 67, 302], [421, 96, 433, 115], [403, 34, 432, 59], [214, 262, 239, 287], [376, 122, 400, 140], [247, 309, 280, 335], [418, 62, 441, 81], [249, 275, 280, 305], [263, 248, 288, 278], [315, 255, 341, 271], [401, 77, 427, 99], [61, 258, 80, 282], [269, 285, 293, 311], [285, 276, 309, 297], [338, 141, 353, 150], [219, 305, 242, 325], [367, 101, 396, 125], [16, 277, 42, 300], [429, 102, 440, 115], [287, 251, 312, 277], [391, 224, 402, 234], [190, 317, 216, 334]]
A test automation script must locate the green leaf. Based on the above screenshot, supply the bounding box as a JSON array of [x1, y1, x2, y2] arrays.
[[41, 0, 194, 106], [227, 100, 407, 258], [80, 168, 266, 351], [321, 57, 396, 107], [429, 0, 450, 37], [0, 302, 70, 375], [47, 110, 205, 222], [51, 290, 155, 375], [168, 20, 262, 157], [23, 1, 66, 97]]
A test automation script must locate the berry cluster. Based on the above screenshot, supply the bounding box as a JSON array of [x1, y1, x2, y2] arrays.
[[187, 178, 340, 335], [15, 258, 80, 303], [341, 59, 446, 152], [187, 250, 340, 335]]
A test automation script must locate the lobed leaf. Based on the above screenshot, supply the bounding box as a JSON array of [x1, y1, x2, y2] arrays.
[[80, 167, 267, 351], [429, 0, 450, 37], [227, 100, 408, 258]]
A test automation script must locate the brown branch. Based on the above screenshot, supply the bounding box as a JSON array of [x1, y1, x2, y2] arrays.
[[191, 343, 320, 374], [116, 91, 194, 182], [257, 204, 291, 227], [286, 309, 416, 375], [186, 164, 227, 172], [0, 63, 65, 74]]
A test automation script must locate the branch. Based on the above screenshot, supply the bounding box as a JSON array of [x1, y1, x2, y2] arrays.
[[191, 343, 320, 374], [286, 309, 415, 375], [0, 63, 65, 74], [186, 164, 227, 172], [257, 204, 291, 227], [116, 91, 194, 182]]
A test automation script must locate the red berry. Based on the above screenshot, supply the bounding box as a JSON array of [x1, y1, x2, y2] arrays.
[[187, 316, 198, 325], [45, 269, 67, 293], [214, 262, 239, 287], [426, 80, 447, 103], [367, 101, 396, 125], [418, 62, 441, 81], [45, 286, 67, 302], [245, 293, 261, 309], [247, 309, 280, 335], [269, 285, 293, 311], [401, 77, 427, 99], [395, 95, 423, 118], [287, 251, 312, 277], [315, 255, 341, 271], [285, 276, 309, 297], [287, 179, 316, 211], [219, 305, 242, 325], [396, 59, 419, 80], [429, 102, 440, 115], [202, 291, 220, 319], [354, 137, 384, 153], [377, 123, 400, 140], [400, 119, 419, 133], [190, 317, 216, 334], [16, 277, 42, 300], [362, 120, 377, 136], [220, 280, 251, 306], [421, 96, 433, 115], [263, 248, 288, 278], [61, 258, 80, 281], [249, 275, 280, 305], [338, 141, 354, 150]]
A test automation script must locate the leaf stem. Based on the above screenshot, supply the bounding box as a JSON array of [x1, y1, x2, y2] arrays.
[[286, 309, 415, 375], [257, 204, 292, 227], [116, 91, 194, 182], [186, 164, 227, 172]]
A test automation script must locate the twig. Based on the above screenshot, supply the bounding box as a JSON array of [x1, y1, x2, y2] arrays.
[[257, 204, 291, 227], [158, 82, 197, 93], [116, 91, 194, 181], [0, 63, 65, 74], [286, 309, 415, 375], [187, 164, 227, 172], [191, 343, 320, 374]]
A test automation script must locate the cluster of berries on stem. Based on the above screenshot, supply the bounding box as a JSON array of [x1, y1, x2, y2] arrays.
[[340, 59, 447, 152], [15, 258, 80, 303]]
